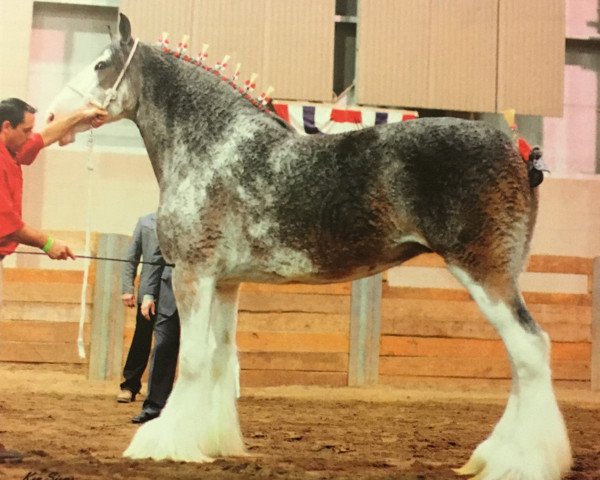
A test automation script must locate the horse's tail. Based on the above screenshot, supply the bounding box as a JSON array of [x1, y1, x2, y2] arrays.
[[527, 146, 546, 188]]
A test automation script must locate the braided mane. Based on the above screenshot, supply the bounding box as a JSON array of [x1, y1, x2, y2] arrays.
[[157, 33, 278, 117]]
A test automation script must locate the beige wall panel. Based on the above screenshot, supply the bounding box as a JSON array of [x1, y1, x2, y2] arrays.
[[357, 0, 430, 108], [428, 0, 497, 112], [262, 0, 335, 101], [497, 0, 565, 116], [120, 0, 193, 44], [14, 148, 157, 271], [531, 176, 600, 257], [124, 0, 333, 102], [190, 0, 266, 93], [0, 0, 33, 98]]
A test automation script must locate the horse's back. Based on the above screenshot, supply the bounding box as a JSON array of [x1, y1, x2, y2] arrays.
[[257, 117, 535, 280]]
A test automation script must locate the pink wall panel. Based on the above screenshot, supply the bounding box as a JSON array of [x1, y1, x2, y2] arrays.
[[566, 0, 600, 38]]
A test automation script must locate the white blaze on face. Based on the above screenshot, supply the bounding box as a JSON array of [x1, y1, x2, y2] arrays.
[[46, 60, 98, 145], [46, 49, 118, 145]]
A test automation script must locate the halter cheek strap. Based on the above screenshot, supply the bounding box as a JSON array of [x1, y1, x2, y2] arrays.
[[102, 37, 139, 108]]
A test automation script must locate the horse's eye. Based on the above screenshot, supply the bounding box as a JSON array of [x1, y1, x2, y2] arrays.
[[95, 61, 108, 71]]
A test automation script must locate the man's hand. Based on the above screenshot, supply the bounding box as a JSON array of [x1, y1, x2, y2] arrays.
[[141, 298, 156, 320], [121, 293, 135, 308], [46, 238, 76, 260], [42, 106, 108, 146], [81, 106, 108, 129]]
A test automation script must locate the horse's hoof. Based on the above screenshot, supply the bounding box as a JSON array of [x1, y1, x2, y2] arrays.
[[453, 455, 484, 476]]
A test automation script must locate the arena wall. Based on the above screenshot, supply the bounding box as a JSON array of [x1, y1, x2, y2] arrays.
[[1, 234, 597, 390], [1, 0, 599, 392]]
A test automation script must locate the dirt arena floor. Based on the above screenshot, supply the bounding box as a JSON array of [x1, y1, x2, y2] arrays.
[[0, 363, 598, 480]]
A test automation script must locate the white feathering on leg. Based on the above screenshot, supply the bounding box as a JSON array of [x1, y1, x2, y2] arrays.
[[450, 267, 572, 480], [124, 275, 247, 462]]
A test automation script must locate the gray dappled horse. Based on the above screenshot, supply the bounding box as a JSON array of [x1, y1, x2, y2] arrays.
[[49, 14, 571, 480]]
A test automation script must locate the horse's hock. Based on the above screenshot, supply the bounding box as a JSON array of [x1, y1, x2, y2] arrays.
[[1, 232, 599, 391]]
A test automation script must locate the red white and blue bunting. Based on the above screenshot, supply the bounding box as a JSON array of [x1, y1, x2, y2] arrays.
[[273, 103, 418, 135]]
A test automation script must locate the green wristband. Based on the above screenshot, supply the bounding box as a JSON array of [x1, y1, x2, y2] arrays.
[[42, 236, 54, 253]]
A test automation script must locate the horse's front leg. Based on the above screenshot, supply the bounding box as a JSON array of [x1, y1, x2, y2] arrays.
[[123, 268, 244, 461], [203, 282, 245, 456]]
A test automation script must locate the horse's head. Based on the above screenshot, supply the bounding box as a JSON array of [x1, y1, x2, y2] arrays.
[[47, 13, 139, 144]]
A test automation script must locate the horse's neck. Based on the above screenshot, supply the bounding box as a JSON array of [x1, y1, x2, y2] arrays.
[[132, 45, 286, 183]]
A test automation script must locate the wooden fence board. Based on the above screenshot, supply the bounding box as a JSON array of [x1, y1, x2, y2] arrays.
[[380, 355, 510, 378], [240, 369, 347, 387], [239, 292, 350, 314], [381, 317, 590, 343], [240, 282, 351, 296], [237, 331, 349, 353], [379, 356, 589, 381], [0, 341, 87, 364], [239, 352, 348, 372], [381, 298, 591, 325], [3, 282, 93, 303], [238, 312, 348, 333], [380, 336, 590, 362], [0, 320, 90, 343], [400, 253, 594, 275], [4, 268, 91, 284], [526, 255, 595, 275], [382, 286, 592, 306], [1, 302, 91, 322], [380, 299, 592, 342]]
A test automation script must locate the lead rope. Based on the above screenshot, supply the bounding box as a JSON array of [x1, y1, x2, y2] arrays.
[[74, 38, 139, 359], [77, 129, 96, 359]]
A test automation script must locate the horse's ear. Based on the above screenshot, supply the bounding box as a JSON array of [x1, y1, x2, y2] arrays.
[[118, 13, 133, 46]]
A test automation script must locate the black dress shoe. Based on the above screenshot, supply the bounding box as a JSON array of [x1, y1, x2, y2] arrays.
[[131, 410, 160, 424], [0, 444, 23, 464]]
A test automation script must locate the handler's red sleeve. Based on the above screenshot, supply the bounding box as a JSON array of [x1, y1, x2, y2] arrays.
[[15, 133, 44, 166]]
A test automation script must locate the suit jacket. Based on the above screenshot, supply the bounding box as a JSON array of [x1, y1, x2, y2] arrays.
[[121, 213, 176, 316], [146, 264, 177, 317]]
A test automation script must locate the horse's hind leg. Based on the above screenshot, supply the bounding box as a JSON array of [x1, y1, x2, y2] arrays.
[[448, 264, 572, 480]]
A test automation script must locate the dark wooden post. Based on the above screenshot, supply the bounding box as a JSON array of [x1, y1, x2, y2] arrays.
[[592, 257, 600, 391], [348, 274, 382, 386], [88, 233, 130, 381]]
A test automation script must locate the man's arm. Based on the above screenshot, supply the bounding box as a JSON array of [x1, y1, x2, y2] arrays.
[[121, 219, 143, 307], [16, 107, 108, 166], [139, 232, 165, 320], [4, 224, 75, 260], [39, 107, 108, 147]]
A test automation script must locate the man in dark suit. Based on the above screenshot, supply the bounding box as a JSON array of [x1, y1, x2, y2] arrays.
[[119, 213, 180, 424]]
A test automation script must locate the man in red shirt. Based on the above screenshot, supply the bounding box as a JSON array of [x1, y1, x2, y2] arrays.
[[0, 98, 107, 260], [0, 97, 107, 463]]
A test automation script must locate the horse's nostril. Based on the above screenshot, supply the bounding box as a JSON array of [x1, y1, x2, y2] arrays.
[[47, 113, 55, 123]]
